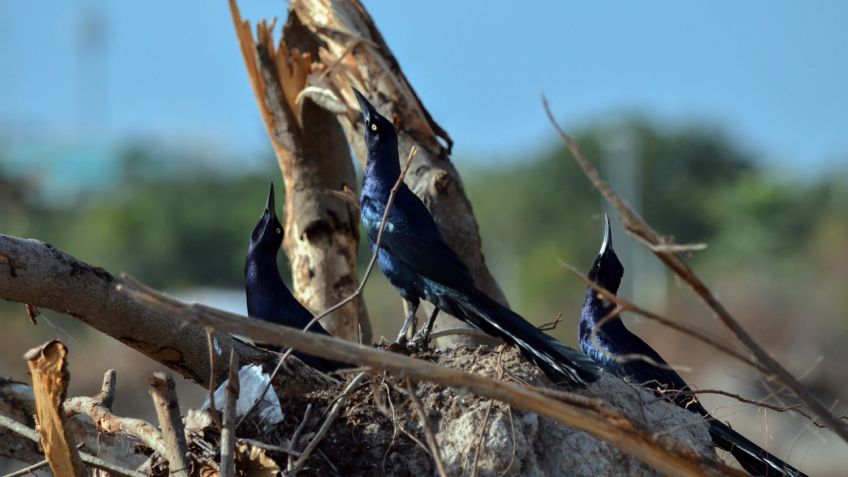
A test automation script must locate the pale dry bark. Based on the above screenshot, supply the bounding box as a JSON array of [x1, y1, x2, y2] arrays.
[[220, 351, 240, 477], [230, 1, 370, 343], [231, 0, 505, 346], [23, 341, 86, 477]]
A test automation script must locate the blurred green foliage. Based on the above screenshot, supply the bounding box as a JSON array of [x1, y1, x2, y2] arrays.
[[1, 118, 845, 324]]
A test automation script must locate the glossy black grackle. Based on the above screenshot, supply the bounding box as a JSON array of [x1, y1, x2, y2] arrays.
[[354, 88, 600, 385], [578, 215, 806, 476], [244, 184, 341, 373]]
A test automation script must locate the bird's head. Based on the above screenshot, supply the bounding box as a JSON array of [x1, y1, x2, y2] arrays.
[[588, 214, 624, 294], [249, 183, 284, 255], [353, 88, 398, 158]]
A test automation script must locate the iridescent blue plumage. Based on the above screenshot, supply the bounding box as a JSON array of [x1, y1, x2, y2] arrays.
[[354, 88, 599, 386], [244, 184, 341, 373], [579, 216, 806, 476]]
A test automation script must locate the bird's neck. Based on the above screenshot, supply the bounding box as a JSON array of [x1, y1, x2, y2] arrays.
[[579, 286, 628, 343], [245, 249, 291, 306], [363, 149, 401, 198]]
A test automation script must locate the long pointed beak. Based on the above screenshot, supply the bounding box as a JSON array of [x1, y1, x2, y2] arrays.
[[266, 183, 277, 221], [352, 87, 372, 124], [599, 213, 613, 255]]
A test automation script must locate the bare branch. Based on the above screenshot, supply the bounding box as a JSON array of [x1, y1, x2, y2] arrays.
[[220, 350, 240, 477], [543, 95, 848, 442], [0, 415, 145, 477], [205, 329, 224, 431]]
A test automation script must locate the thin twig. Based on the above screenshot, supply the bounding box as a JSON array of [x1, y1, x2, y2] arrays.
[[405, 379, 448, 477], [237, 438, 301, 457], [543, 94, 848, 442], [287, 403, 313, 472], [0, 415, 145, 477], [205, 329, 224, 431], [239, 145, 419, 430], [96, 369, 117, 411], [428, 327, 491, 341], [221, 350, 240, 477], [3, 458, 51, 477], [536, 312, 563, 331], [292, 372, 368, 472]]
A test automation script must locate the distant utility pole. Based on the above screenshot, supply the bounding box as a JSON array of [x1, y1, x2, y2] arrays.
[[75, 2, 109, 135], [601, 125, 667, 308]]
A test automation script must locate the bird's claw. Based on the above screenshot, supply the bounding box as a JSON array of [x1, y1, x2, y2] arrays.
[[408, 329, 432, 351]]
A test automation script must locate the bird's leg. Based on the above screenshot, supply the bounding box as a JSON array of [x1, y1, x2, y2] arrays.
[[396, 300, 419, 344], [411, 307, 440, 349]]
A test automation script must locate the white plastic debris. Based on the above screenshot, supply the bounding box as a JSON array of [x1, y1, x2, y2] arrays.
[[203, 364, 284, 432]]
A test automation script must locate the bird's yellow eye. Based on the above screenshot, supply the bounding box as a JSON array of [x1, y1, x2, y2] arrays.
[[370, 123, 378, 132], [276, 228, 282, 234]]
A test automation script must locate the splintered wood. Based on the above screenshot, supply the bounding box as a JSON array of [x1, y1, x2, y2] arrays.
[[24, 340, 86, 477], [230, 0, 370, 343]]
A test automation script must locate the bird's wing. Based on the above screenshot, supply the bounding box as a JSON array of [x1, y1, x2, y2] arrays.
[[361, 191, 473, 289], [616, 336, 710, 415]]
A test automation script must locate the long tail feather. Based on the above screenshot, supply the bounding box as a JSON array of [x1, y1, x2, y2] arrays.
[[452, 288, 601, 385], [710, 420, 807, 477]]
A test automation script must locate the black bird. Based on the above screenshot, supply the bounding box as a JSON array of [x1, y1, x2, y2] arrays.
[[579, 215, 806, 477], [354, 88, 600, 385], [245, 184, 341, 373]]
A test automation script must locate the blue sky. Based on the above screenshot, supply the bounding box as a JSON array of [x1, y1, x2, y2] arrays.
[[2, 1, 847, 170]]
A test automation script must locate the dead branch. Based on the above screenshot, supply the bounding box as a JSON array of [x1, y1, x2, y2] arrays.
[[23, 340, 86, 477], [148, 372, 190, 477], [205, 329, 224, 431], [0, 378, 147, 469], [123, 279, 743, 477], [0, 415, 145, 477], [0, 234, 333, 396], [220, 350, 240, 477], [65, 384, 166, 456], [230, 0, 369, 343], [543, 95, 848, 442]]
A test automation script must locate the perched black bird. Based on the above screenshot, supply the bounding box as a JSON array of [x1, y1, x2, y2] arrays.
[[244, 184, 341, 373], [354, 88, 600, 385], [579, 215, 806, 477]]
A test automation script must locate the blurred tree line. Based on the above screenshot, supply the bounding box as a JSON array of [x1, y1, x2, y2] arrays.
[[1, 118, 846, 325]]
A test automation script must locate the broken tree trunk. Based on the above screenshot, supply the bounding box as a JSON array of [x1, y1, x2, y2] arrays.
[[231, 0, 506, 346], [231, 0, 370, 344]]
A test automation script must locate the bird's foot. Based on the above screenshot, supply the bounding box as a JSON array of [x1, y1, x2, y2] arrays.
[[408, 328, 432, 351]]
